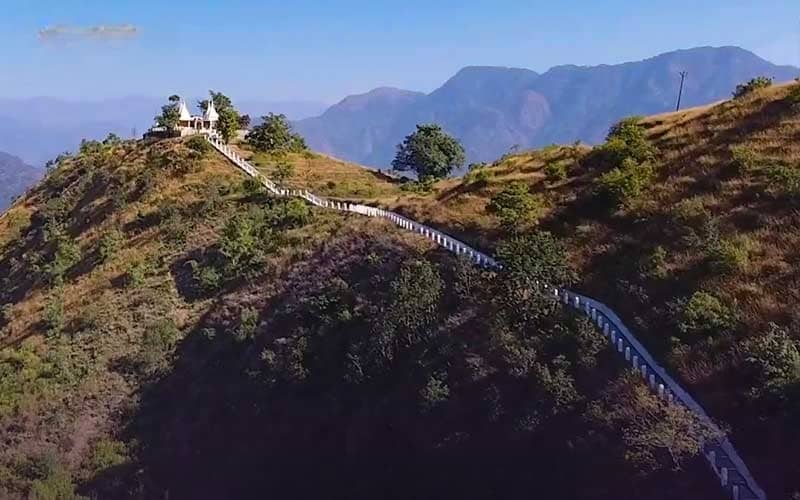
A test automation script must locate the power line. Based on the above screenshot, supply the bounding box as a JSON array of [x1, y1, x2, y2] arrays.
[[676, 71, 688, 111]]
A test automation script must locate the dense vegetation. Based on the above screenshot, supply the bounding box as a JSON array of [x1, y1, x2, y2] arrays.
[[391, 124, 465, 182]]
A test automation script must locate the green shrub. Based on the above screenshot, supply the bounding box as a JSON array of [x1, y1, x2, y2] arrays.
[[235, 307, 260, 341], [420, 373, 450, 410], [139, 318, 179, 374], [125, 261, 150, 288], [742, 323, 800, 398], [272, 161, 295, 186], [241, 177, 266, 197], [598, 117, 656, 166], [640, 246, 669, 279], [219, 208, 277, 275], [98, 229, 124, 263], [464, 167, 490, 186], [27, 461, 82, 500], [275, 198, 311, 229], [190, 261, 223, 294], [544, 160, 569, 182], [708, 236, 752, 275], [186, 135, 212, 155], [733, 76, 773, 99], [399, 178, 435, 194], [729, 145, 759, 174], [678, 291, 737, 338], [487, 181, 546, 230], [765, 164, 800, 198], [596, 158, 654, 208], [44, 235, 81, 285], [43, 291, 65, 336], [86, 439, 128, 475]]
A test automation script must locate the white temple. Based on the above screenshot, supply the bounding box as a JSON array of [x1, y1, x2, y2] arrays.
[[175, 99, 219, 136]]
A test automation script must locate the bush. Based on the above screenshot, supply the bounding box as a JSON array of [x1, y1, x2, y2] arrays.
[[678, 291, 737, 338], [729, 145, 759, 174], [274, 198, 311, 229], [596, 158, 654, 208], [44, 235, 81, 285], [190, 261, 223, 294], [765, 164, 800, 198], [742, 323, 800, 398], [43, 291, 65, 336], [86, 439, 128, 475], [235, 307, 260, 341], [125, 261, 150, 288], [186, 135, 212, 155], [219, 208, 276, 275], [139, 318, 179, 374], [733, 76, 773, 99], [464, 167, 490, 186], [272, 161, 295, 186], [544, 159, 569, 182], [598, 117, 656, 166], [98, 229, 124, 263], [708, 236, 752, 275], [640, 246, 669, 280], [241, 177, 266, 197], [788, 83, 800, 107], [487, 182, 546, 230]]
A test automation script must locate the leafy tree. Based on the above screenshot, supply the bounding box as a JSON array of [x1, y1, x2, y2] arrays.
[[154, 94, 181, 130], [742, 323, 800, 398], [246, 113, 307, 153], [391, 124, 465, 182], [588, 373, 723, 472], [219, 208, 276, 274], [494, 232, 576, 325], [733, 76, 773, 99], [200, 91, 240, 143], [598, 117, 656, 167], [238, 114, 252, 129], [487, 181, 545, 230]]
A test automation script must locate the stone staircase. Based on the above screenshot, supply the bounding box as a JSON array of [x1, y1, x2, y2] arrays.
[[206, 134, 768, 500]]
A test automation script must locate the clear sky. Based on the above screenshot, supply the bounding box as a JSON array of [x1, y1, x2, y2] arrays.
[[2, 0, 799, 102]]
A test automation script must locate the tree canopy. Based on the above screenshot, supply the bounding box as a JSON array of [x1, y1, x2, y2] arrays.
[[154, 94, 181, 130], [391, 124, 465, 182], [200, 91, 241, 143], [246, 113, 308, 153]]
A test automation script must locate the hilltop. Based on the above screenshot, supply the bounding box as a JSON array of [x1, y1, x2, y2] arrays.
[[296, 46, 799, 170]]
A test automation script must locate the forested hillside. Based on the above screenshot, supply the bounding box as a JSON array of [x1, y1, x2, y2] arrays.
[[0, 132, 724, 498]]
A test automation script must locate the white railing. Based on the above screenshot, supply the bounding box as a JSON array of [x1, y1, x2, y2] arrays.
[[205, 134, 767, 500]]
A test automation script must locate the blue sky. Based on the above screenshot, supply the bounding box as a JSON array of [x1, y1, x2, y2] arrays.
[[2, 0, 799, 102]]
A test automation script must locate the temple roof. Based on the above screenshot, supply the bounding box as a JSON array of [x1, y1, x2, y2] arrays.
[[204, 99, 219, 121], [178, 100, 192, 121]]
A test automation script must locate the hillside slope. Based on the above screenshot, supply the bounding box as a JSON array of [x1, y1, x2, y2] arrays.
[[296, 46, 799, 170], [378, 80, 800, 498], [0, 136, 722, 499]]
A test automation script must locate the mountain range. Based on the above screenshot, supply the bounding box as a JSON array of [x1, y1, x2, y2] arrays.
[[0, 97, 328, 166], [295, 46, 800, 171], [0, 151, 42, 210]]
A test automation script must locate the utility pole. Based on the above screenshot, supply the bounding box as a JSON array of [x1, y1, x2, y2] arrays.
[[676, 71, 688, 111]]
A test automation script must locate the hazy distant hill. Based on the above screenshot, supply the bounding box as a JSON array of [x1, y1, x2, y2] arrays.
[[0, 97, 327, 166], [0, 151, 41, 210], [296, 46, 799, 171]]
